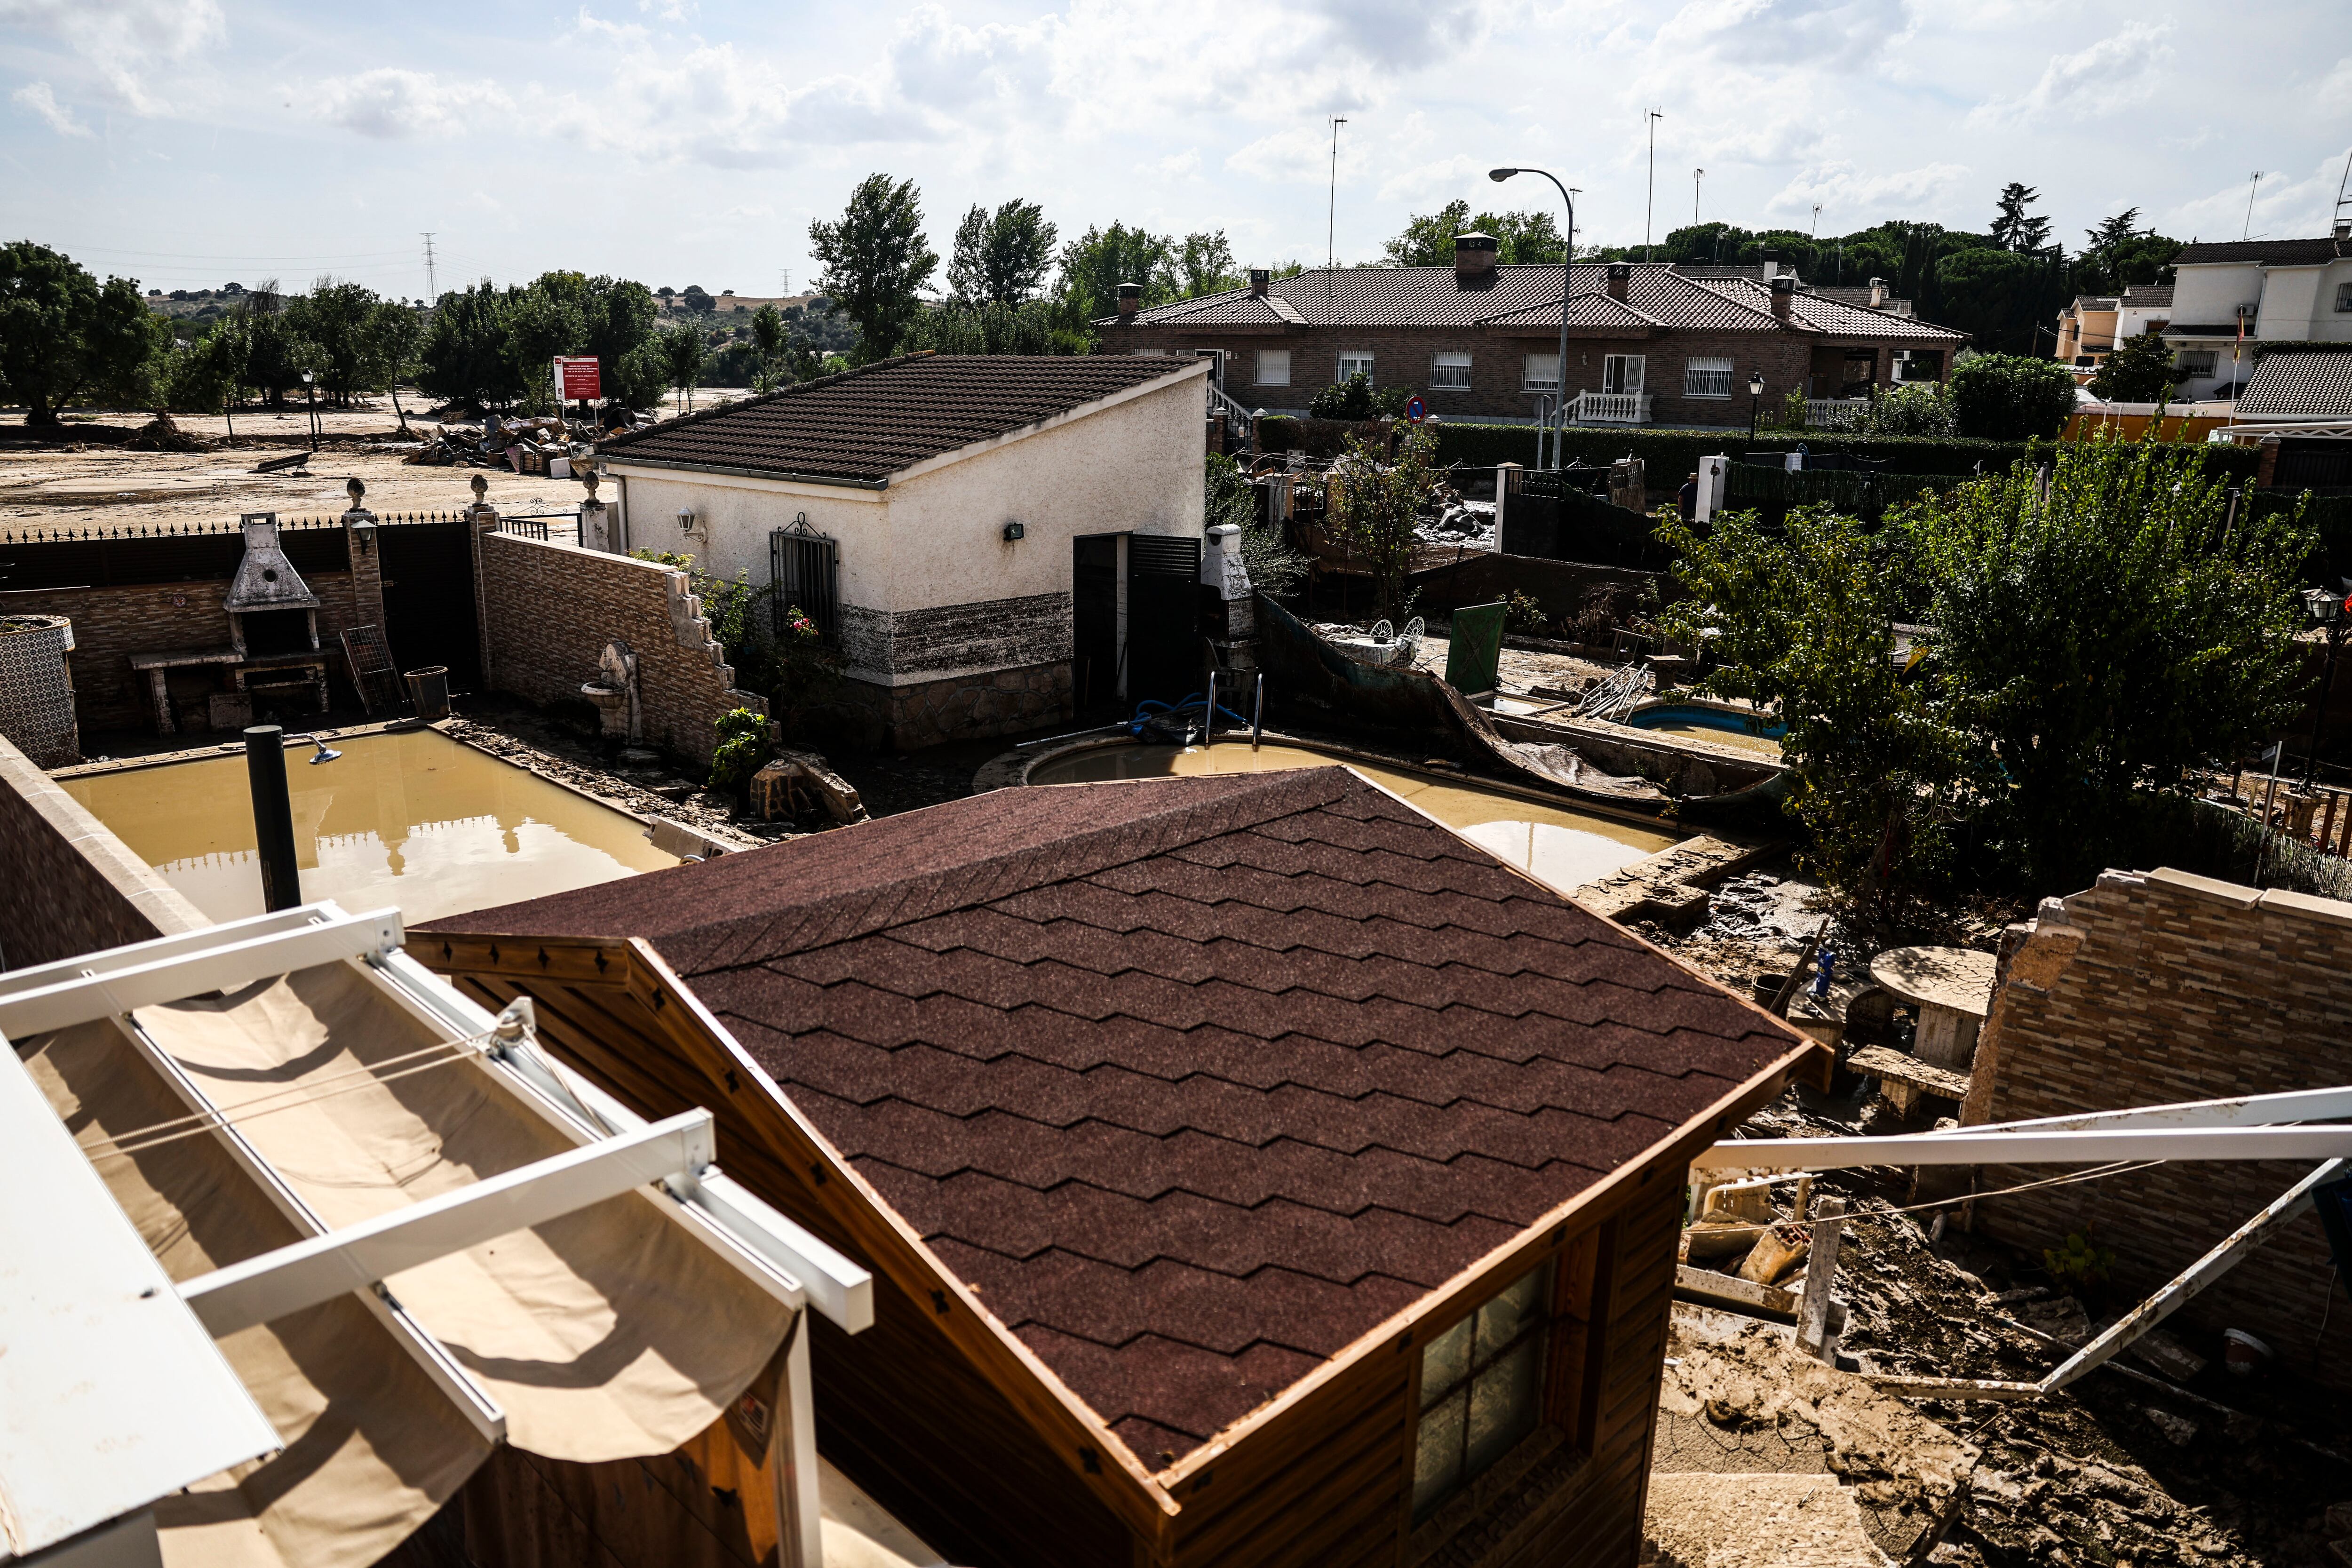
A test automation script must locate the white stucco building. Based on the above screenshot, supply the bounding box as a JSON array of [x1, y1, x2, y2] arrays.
[[2163, 230, 2352, 401], [593, 353, 1210, 748]]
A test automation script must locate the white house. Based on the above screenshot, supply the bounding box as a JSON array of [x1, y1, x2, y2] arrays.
[[2163, 229, 2352, 401], [593, 354, 1210, 748]]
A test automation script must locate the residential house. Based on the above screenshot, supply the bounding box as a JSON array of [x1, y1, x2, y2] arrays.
[[2227, 348, 2352, 487], [418, 767, 1824, 1568], [2054, 284, 2174, 380], [594, 354, 1210, 748], [1097, 236, 1966, 429], [2161, 228, 2352, 401]]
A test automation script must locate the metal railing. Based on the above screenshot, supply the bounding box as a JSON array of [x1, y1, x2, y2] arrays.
[[1572, 391, 1650, 425], [1803, 398, 1868, 430], [0, 510, 464, 544]]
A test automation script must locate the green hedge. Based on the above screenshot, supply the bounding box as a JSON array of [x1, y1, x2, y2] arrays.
[[1428, 423, 2034, 479]]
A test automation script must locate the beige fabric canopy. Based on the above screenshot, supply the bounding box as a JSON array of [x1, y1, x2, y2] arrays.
[[25, 959, 791, 1568]]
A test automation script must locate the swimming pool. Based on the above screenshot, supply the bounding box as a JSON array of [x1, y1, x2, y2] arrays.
[[1028, 741, 1680, 896], [62, 728, 679, 924], [1622, 703, 1785, 757]]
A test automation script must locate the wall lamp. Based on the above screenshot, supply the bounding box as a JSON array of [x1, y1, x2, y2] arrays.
[[676, 506, 697, 535], [1001, 521, 1025, 542]]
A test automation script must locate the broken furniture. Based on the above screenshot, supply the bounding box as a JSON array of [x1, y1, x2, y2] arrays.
[[338, 624, 405, 717], [1848, 1044, 1972, 1115], [1867, 945, 1996, 1112], [750, 750, 865, 824]]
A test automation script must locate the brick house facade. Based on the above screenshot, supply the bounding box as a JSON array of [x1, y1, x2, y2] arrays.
[[1099, 241, 1965, 430]]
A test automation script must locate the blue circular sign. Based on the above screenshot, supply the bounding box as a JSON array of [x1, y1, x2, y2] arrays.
[[1405, 395, 1429, 423]]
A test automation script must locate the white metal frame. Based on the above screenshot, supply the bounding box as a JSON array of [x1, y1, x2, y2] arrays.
[[1693, 1083, 2352, 1402], [7, 904, 874, 1568]]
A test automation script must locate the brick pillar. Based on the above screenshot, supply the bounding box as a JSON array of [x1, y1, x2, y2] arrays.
[[469, 501, 501, 693], [2257, 437, 2280, 489], [341, 507, 385, 631]]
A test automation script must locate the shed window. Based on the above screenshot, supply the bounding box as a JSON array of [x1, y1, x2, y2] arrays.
[[1431, 351, 1473, 390], [1337, 351, 1374, 384], [1684, 357, 1733, 398], [1412, 1264, 1550, 1523], [1523, 353, 1560, 391], [1256, 349, 1291, 386]]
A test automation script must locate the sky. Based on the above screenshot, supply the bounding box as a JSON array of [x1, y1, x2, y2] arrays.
[[1, 0, 2348, 301]]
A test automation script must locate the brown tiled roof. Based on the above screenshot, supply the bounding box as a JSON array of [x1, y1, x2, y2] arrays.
[[1112, 262, 1963, 342], [2122, 284, 2174, 308], [426, 769, 1805, 1462], [596, 353, 1200, 486], [2237, 350, 2352, 419], [1474, 291, 1665, 330], [2176, 238, 2347, 268]]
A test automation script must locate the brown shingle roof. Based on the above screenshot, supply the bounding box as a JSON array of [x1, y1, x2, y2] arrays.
[[596, 353, 1200, 486], [2237, 350, 2352, 419], [2175, 238, 2348, 268], [1692, 276, 1966, 341], [426, 769, 1805, 1462]]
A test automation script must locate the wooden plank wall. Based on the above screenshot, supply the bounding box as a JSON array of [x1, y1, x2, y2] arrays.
[[441, 960, 1131, 1568]]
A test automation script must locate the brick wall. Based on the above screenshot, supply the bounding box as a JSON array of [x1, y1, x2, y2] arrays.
[[0, 732, 206, 970], [477, 528, 765, 766], [1965, 867, 2352, 1388]]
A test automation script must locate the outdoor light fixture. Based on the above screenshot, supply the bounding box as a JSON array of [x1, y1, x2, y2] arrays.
[[1001, 521, 1025, 541], [2301, 582, 2352, 787], [676, 506, 697, 535], [1490, 165, 1576, 469], [1488, 168, 1518, 182], [1747, 372, 1766, 441], [2304, 587, 2344, 626]]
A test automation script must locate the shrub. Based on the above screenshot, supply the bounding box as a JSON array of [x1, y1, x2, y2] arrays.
[[1499, 589, 1549, 637], [707, 707, 773, 795], [1309, 372, 1376, 420], [1849, 382, 1959, 438], [1427, 422, 2035, 478], [1948, 352, 2079, 440]]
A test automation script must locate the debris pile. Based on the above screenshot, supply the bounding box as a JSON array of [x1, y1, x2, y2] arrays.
[[403, 413, 613, 473], [124, 411, 214, 452], [1416, 485, 1495, 548]]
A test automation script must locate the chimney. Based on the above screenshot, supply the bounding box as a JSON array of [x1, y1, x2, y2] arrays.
[[1759, 248, 1779, 281], [1249, 268, 1270, 296], [1454, 232, 1499, 285], [1605, 262, 1630, 302], [1769, 275, 1795, 322], [1116, 282, 1141, 318], [1867, 276, 1887, 308]]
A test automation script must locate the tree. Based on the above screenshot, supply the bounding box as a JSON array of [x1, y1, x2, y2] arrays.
[[1384, 201, 1568, 266], [747, 302, 789, 391], [1052, 223, 1176, 326], [2088, 328, 2186, 403], [1948, 351, 2079, 438], [417, 280, 516, 407], [1655, 503, 1968, 908], [1935, 246, 2069, 355], [2074, 212, 2180, 296], [1325, 422, 1441, 619], [1208, 452, 1308, 600], [0, 242, 161, 424], [658, 324, 705, 411], [899, 300, 1063, 356], [1175, 230, 1239, 297], [361, 301, 421, 429], [1914, 437, 2314, 888], [808, 174, 939, 360], [1309, 372, 1376, 420], [947, 199, 1058, 306], [161, 318, 249, 415], [1990, 182, 2050, 252], [286, 277, 381, 407], [1848, 381, 1958, 437], [582, 276, 658, 377], [501, 271, 592, 410]]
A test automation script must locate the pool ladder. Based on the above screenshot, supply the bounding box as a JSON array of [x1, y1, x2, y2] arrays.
[[1203, 670, 1267, 750]]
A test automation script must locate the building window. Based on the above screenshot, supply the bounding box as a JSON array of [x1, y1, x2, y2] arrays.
[[2336, 282, 2352, 313], [1130, 349, 1169, 357], [1683, 357, 1733, 398], [1256, 349, 1291, 386], [1523, 352, 1560, 391], [2178, 350, 2218, 377], [1431, 350, 1473, 390], [1601, 355, 1645, 395], [1337, 351, 1374, 384], [1412, 1265, 1550, 1524], [1894, 349, 1943, 382]]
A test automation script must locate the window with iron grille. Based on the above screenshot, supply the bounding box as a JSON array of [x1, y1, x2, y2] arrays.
[[1412, 1264, 1550, 1522], [2335, 282, 2352, 313], [1684, 357, 1733, 398], [1431, 351, 1473, 390], [770, 514, 838, 643], [1523, 352, 1560, 391], [1256, 349, 1291, 385], [1337, 351, 1374, 384], [2177, 350, 2218, 376]]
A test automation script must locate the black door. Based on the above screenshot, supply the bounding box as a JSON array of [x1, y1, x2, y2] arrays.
[[1073, 535, 1120, 714], [1126, 534, 1202, 708], [378, 520, 481, 692]]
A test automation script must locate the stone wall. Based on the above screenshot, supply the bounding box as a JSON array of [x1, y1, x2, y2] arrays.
[[477, 528, 765, 766], [1965, 867, 2352, 1389], [840, 659, 1072, 751], [837, 592, 1073, 685], [0, 732, 206, 970]]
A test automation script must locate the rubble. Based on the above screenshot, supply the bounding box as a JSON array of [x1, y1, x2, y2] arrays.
[[123, 410, 214, 452]]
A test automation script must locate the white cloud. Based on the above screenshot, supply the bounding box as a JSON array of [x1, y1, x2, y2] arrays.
[[0, 0, 224, 112], [1768, 159, 1969, 220], [310, 69, 514, 139], [1968, 23, 2171, 127], [11, 80, 89, 135]]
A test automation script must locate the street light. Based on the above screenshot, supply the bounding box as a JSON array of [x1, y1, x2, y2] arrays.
[[1748, 371, 1766, 442], [1492, 166, 1575, 470], [2301, 585, 2348, 788], [301, 368, 318, 451]]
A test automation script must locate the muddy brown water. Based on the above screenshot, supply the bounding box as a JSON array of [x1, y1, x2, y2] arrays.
[[64, 729, 677, 924], [1029, 741, 1680, 896]]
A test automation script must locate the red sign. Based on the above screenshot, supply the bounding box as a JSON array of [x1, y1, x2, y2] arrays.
[[555, 357, 601, 399]]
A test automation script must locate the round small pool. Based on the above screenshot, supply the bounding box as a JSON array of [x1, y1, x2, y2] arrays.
[[1623, 703, 1785, 757], [1029, 741, 1681, 896]]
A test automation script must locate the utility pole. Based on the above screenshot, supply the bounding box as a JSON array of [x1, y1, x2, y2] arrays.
[[1327, 114, 1347, 322], [1644, 109, 1663, 262], [421, 232, 437, 305], [1811, 203, 1821, 275], [2243, 172, 2263, 240], [1694, 168, 1705, 230]]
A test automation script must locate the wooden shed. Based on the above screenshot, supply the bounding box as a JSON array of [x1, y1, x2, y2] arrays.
[[416, 768, 1822, 1568]]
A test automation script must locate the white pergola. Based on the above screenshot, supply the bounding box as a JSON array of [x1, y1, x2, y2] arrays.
[[1691, 1086, 2351, 1399], [0, 903, 874, 1568]]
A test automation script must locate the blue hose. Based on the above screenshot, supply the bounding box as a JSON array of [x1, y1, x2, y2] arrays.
[[1130, 694, 1251, 734]]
